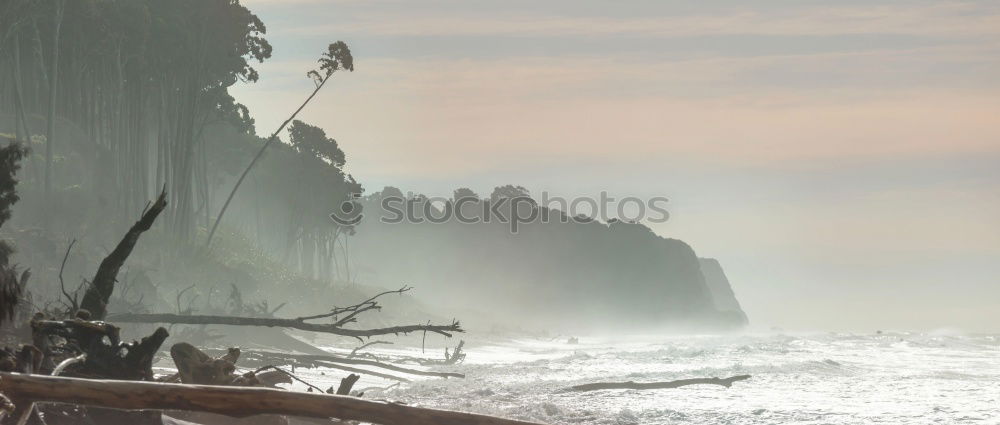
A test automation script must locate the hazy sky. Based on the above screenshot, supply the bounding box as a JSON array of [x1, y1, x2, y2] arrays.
[[232, 0, 1000, 332]]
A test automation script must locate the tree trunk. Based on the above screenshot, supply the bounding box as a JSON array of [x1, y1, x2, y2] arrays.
[[206, 72, 333, 247], [79, 189, 168, 319], [44, 0, 65, 199], [0, 373, 547, 425]]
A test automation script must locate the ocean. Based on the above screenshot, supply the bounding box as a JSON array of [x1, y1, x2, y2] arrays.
[[297, 332, 1000, 424]]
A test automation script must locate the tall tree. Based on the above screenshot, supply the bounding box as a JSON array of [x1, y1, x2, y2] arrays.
[[44, 0, 65, 200], [206, 41, 353, 247]]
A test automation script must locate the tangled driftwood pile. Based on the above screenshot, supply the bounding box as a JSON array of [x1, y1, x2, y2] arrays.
[[0, 188, 519, 425], [0, 305, 489, 425]]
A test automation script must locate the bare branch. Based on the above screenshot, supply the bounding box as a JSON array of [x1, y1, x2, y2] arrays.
[[57, 239, 77, 311], [294, 286, 411, 323], [105, 312, 462, 341], [80, 187, 168, 319], [215, 349, 464, 379]]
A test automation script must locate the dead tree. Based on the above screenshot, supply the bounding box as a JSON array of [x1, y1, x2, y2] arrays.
[[107, 312, 460, 339], [564, 375, 751, 392], [0, 373, 549, 425], [107, 286, 462, 341], [80, 187, 168, 320]]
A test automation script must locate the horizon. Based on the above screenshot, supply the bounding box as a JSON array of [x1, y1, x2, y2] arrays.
[[232, 0, 1000, 333]]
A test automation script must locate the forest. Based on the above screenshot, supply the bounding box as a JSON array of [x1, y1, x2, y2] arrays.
[[0, 0, 749, 423]]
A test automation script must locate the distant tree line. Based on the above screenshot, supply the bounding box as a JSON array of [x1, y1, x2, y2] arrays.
[[345, 186, 743, 328]]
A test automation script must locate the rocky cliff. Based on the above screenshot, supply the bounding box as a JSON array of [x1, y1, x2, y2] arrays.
[[698, 258, 749, 326], [343, 187, 749, 330]]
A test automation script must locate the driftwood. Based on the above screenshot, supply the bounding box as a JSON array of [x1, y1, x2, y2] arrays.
[[445, 340, 466, 364], [415, 340, 465, 366], [0, 373, 548, 425], [226, 352, 413, 383], [2, 321, 169, 425], [565, 375, 751, 392], [171, 343, 246, 386], [106, 312, 461, 339], [221, 350, 465, 379], [30, 318, 169, 380], [335, 373, 359, 395], [309, 361, 412, 383], [166, 344, 320, 392], [106, 287, 463, 341], [80, 187, 168, 320]]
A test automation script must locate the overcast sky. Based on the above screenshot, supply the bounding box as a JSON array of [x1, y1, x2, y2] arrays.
[[232, 0, 1000, 332]]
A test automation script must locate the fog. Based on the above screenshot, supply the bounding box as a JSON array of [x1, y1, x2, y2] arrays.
[[231, 0, 1000, 332]]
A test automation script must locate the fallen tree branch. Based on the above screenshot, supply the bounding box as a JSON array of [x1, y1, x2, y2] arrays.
[[310, 361, 412, 383], [107, 285, 462, 341], [564, 375, 751, 392], [214, 349, 464, 379], [0, 373, 547, 425], [226, 352, 412, 383], [105, 312, 462, 340]]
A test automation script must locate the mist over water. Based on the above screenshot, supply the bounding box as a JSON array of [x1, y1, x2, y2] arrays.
[[289, 332, 1000, 425]]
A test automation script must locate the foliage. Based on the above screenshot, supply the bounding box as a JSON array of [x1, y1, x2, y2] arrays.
[[288, 120, 346, 168], [308, 41, 354, 85], [0, 140, 29, 324], [0, 0, 273, 238], [0, 2, 364, 313]]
